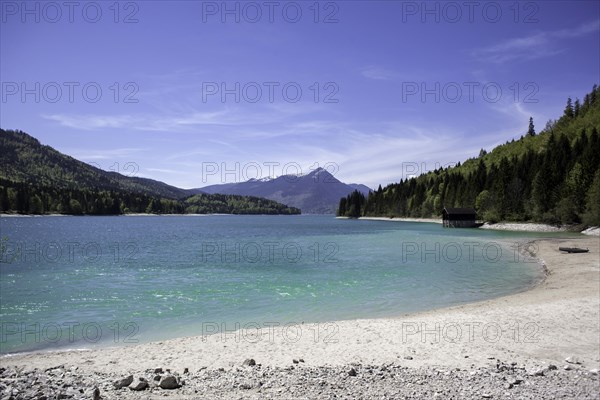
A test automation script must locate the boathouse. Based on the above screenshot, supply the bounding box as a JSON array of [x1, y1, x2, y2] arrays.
[[442, 207, 478, 228]]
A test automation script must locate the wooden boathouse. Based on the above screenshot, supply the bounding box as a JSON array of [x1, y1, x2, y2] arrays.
[[442, 207, 478, 228]]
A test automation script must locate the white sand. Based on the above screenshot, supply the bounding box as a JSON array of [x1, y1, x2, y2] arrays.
[[360, 217, 589, 234], [2, 237, 599, 375], [480, 222, 568, 233], [582, 227, 600, 236], [359, 217, 573, 234]]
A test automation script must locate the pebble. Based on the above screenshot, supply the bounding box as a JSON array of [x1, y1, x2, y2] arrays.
[[159, 375, 181, 389], [86, 386, 100, 400], [243, 358, 256, 367], [565, 356, 583, 365], [506, 377, 522, 385], [2, 360, 599, 399], [128, 377, 148, 391], [113, 375, 133, 389]]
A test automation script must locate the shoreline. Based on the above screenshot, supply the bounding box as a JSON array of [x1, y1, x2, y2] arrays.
[[1, 236, 598, 397], [0, 213, 284, 218], [3, 213, 598, 236], [2, 237, 598, 368], [359, 216, 599, 235]]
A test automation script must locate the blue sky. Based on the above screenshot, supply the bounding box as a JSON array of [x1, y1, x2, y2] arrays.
[[1, 0, 599, 189]]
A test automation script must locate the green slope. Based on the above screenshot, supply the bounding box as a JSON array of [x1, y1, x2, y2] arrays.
[[338, 84, 600, 226], [0, 129, 190, 199], [0, 130, 300, 216]]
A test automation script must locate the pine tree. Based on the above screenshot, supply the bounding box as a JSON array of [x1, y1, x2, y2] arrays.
[[544, 119, 556, 133], [0, 187, 9, 212], [557, 162, 584, 224], [583, 168, 600, 226], [574, 98, 581, 117], [29, 195, 44, 214], [582, 94, 591, 114], [581, 128, 600, 181], [564, 97, 574, 119], [527, 117, 536, 136], [69, 199, 83, 215], [337, 197, 347, 216]]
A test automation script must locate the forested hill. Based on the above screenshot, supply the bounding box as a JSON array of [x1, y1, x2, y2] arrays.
[[338, 85, 600, 227], [0, 129, 191, 199], [0, 129, 300, 215]]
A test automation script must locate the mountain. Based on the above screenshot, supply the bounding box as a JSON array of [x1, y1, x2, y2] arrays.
[[0, 129, 299, 215], [198, 168, 372, 214], [0, 129, 191, 199], [338, 84, 600, 227]]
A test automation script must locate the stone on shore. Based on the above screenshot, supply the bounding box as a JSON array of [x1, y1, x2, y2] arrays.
[[159, 375, 181, 389], [2, 356, 600, 399], [85, 386, 100, 400], [113, 375, 133, 389], [243, 358, 256, 367], [128, 377, 148, 391], [565, 356, 583, 365]]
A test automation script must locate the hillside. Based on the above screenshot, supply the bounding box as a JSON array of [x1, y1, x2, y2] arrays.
[[0, 129, 192, 199], [198, 168, 371, 214], [338, 84, 600, 227], [0, 130, 299, 215]]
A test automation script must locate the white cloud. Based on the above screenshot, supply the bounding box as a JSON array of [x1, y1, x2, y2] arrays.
[[554, 19, 600, 38], [159, 120, 479, 188], [42, 110, 235, 131], [473, 19, 599, 63]]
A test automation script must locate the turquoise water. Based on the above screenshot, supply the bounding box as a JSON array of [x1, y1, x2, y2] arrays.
[[0, 215, 568, 354]]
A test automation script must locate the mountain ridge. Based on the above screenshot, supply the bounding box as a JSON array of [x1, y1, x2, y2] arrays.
[[0, 129, 300, 215], [197, 168, 371, 214], [0, 129, 192, 200]]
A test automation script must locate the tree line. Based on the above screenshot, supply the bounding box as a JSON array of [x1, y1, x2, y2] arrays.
[[0, 179, 300, 215], [338, 85, 600, 226]]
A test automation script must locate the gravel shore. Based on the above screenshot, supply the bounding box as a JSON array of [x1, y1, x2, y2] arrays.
[[2, 360, 599, 399]]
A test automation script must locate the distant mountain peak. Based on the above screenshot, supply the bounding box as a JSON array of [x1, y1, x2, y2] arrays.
[[308, 167, 331, 176], [247, 177, 273, 183], [197, 167, 370, 214]]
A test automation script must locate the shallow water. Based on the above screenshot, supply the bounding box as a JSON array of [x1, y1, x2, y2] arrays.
[[0, 215, 571, 354]]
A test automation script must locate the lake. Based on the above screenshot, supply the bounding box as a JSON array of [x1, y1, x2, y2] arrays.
[[0, 215, 560, 354]]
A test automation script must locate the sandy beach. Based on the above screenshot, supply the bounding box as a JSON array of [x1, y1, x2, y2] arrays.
[[1, 236, 599, 398], [359, 216, 586, 234], [479, 222, 569, 233]]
